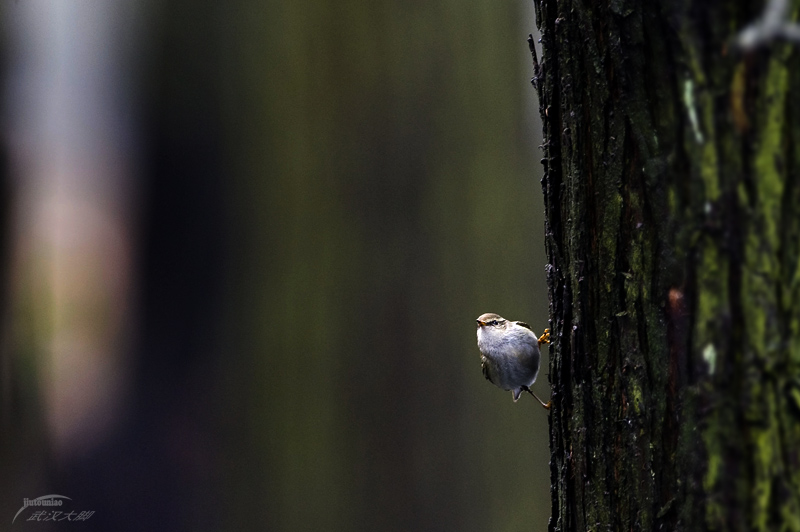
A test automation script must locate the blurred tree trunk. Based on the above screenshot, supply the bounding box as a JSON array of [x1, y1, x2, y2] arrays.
[[532, 1, 800, 531]]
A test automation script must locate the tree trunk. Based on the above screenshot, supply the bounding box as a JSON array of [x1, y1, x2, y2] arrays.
[[532, 1, 800, 530]]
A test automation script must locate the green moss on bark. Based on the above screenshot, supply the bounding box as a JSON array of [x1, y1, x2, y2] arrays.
[[534, 1, 800, 531]]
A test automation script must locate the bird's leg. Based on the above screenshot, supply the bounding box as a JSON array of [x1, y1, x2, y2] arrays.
[[523, 386, 552, 410], [538, 328, 551, 347]]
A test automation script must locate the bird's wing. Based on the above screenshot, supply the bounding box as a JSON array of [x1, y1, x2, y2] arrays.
[[481, 357, 492, 381], [514, 321, 533, 331]]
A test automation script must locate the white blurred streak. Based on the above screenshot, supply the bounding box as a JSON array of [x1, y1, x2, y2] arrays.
[[4, 0, 142, 457]]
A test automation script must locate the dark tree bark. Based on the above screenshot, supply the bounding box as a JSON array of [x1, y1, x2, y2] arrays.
[[532, 1, 800, 530]]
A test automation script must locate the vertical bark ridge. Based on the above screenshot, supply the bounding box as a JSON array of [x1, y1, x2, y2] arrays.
[[532, 1, 800, 530]]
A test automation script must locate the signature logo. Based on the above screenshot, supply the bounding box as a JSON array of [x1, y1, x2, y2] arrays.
[[12, 494, 94, 524]]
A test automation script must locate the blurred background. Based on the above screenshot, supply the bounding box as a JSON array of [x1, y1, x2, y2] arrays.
[[0, 1, 549, 531]]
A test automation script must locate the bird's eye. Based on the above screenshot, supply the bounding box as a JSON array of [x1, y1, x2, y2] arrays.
[[489, 320, 498, 326]]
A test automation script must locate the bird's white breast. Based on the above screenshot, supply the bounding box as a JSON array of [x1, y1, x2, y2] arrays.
[[477, 324, 536, 357], [477, 324, 540, 391]]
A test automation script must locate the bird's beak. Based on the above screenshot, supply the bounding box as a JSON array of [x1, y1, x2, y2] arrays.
[[476, 319, 485, 328]]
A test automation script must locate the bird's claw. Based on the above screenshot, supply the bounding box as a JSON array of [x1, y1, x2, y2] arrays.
[[538, 328, 551, 346]]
